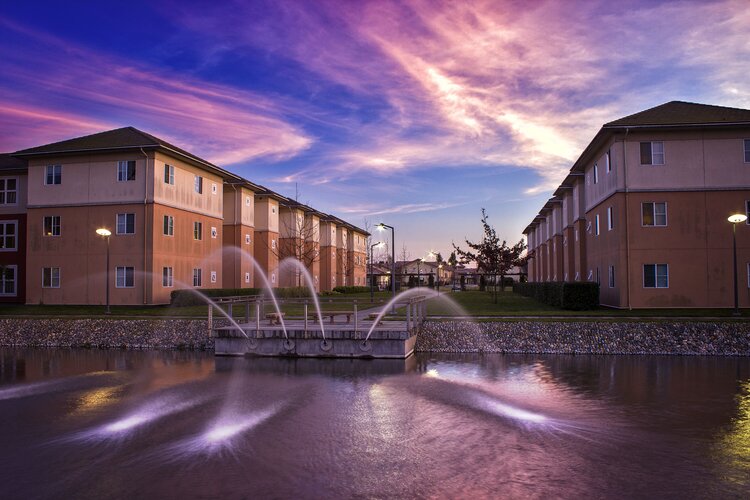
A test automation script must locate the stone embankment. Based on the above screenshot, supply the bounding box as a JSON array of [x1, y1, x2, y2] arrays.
[[416, 321, 750, 356], [1, 318, 749, 355], [0, 318, 213, 349]]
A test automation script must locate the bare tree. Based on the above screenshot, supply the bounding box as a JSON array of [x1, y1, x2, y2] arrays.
[[277, 207, 320, 287]]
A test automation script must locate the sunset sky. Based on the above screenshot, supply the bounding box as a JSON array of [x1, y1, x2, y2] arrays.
[[2, 0, 749, 261]]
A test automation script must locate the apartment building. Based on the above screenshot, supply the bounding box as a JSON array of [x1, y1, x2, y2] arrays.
[[0, 155, 27, 303], [524, 101, 750, 309], [8, 127, 368, 305], [319, 218, 338, 292]]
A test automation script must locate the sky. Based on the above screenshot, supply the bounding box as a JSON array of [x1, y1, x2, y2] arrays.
[[1, 0, 749, 262]]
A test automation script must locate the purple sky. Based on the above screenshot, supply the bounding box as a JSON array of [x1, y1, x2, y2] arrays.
[[1, 0, 748, 261]]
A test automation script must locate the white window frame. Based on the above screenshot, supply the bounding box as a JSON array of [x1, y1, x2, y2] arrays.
[[746, 200, 750, 225], [0, 264, 17, 296], [271, 239, 276, 249], [162, 266, 173, 287], [640, 141, 665, 165], [163, 215, 174, 236], [117, 160, 136, 182], [245, 196, 251, 206], [45, 165, 62, 185], [212, 183, 217, 195], [194, 175, 203, 194], [43, 215, 61, 237], [211, 227, 217, 239], [193, 268, 202, 287], [194, 221, 203, 240], [607, 206, 614, 231], [744, 139, 750, 164], [641, 202, 668, 227], [643, 263, 669, 288], [116, 213, 136, 235], [0, 220, 18, 251], [245, 272, 250, 284], [594, 215, 600, 236], [164, 164, 175, 185], [42, 267, 60, 288], [606, 149, 611, 172], [608, 265, 615, 288], [210, 271, 217, 283], [245, 234, 251, 244], [115, 266, 135, 288], [593, 164, 598, 184], [0, 177, 19, 205]]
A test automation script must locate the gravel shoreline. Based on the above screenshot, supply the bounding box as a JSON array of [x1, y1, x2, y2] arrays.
[[1, 318, 749, 355]]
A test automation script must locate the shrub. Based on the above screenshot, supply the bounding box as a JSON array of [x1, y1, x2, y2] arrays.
[[512, 281, 599, 310], [170, 288, 262, 306], [332, 286, 370, 294]]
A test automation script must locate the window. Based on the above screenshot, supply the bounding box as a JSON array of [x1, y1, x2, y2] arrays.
[[212, 183, 217, 194], [608, 265, 615, 288], [42, 267, 60, 288], [0, 265, 16, 296], [575, 229, 579, 241], [0, 178, 18, 204], [45, 165, 62, 185], [194, 221, 203, 240], [193, 268, 202, 287], [163, 215, 174, 236], [606, 149, 612, 172], [117, 160, 136, 181], [211, 227, 217, 239], [271, 273, 276, 284], [593, 164, 598, 184], [271, 239, 276, 249], [116, 213, 135, 235], [115, 266, 134, 288], [162, 267, 173, 287], [43, 216, 61, 236], [596, 268, 600, 285], [0, 221, 17, 250], [194, 175, 203, 194], [210, 271, 217, 283], [745, 139, 750, 163], [245, 234, 251, 244], [643, 264, 668, 288], [245, 196, 251, 206], [642, 202, 667, 226], [164, 164, 175, 185], [746, 200, 750, 224], [594, 215, 600, 235], [747, 263, 750, 288], [245, 272, 250, 284], [640, 141, 664, 165], [607, 207, 614, 231]]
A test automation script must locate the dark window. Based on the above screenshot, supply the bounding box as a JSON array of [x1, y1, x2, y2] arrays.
[[163, 215, 174, 236], [116, 213, 135, 234], [117, 160, 136, 181], [116, 266, 135, 288], [644, 264, 668, 288], [0, 221, 17, 250], [45, 165, 62, 185], [164, 164, 175, 185], [745, 139, 750, 163], [640, 142, 664, 165], [0, 178, 18, 204], [42, 267, 60, 288], [194, 175, 203, 194], [43, 215, 61, 236], [642, 202, 667, 226]]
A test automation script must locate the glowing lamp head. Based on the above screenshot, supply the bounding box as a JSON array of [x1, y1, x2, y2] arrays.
[[728, 214, 747, 224], [376, 223, 385, 231], [96, 228, 112, 237]]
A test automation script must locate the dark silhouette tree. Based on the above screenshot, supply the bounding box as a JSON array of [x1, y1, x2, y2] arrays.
[[453, 208, 526, 304]]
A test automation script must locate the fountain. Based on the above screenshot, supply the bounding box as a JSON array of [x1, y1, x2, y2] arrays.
[[279, 257, 328, 346]]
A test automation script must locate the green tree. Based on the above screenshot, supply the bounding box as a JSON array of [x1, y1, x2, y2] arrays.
[[453, 208, 526, 304]]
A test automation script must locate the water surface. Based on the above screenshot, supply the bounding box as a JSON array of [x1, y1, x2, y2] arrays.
[[1, 348, 748, 498]]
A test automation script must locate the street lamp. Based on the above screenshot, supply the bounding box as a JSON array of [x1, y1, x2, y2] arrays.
[[417, 257, 425, 287], [437, 264, 443, 295], [377, 223, 395, 302], [96, 228, 112, 314], [728, 213, 747, 316], [370, 241, 383, 302]]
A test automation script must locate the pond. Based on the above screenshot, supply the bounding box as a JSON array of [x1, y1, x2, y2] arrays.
[[1, 348, 748, 498]]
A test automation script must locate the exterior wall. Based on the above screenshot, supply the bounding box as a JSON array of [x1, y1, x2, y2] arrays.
[[221, 186, 256, 288], [319, 221, 337, 291], [573, 219, 587, 282], [26, 204, 147, 305], [152, 152, 223, 219], [336, 226, 349, 286], [562, 226, 575, 282], [304, 214, 321, 292], [0, 171, 27, 303], [254, 231, 279, 288], [347, 231, 368, 286], [585, 193, 628, 307]]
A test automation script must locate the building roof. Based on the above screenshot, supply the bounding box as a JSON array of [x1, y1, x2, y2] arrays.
[[12, 126, 244, 183], [604, 101, 750, 128], [0, 153, 26, 172]]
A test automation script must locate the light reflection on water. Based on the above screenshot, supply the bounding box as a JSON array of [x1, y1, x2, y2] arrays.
[[0, 348, 748, 498]]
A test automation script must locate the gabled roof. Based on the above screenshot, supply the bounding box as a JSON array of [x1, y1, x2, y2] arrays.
[[0, 153, 26, 172], [604, 101, 750, 128], [13, 126, 243, 182]]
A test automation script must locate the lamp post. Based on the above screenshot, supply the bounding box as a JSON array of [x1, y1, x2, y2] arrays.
[[96, 228, 112, 314], [437, 264, 443, 295], [377, 223, 395, 302], [417, 258, 423, 288], [370, 241, 383, 302], [728, 213, 747, 316]]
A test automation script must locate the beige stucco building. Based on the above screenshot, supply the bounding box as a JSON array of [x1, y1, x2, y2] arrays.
[[8, 127, 368, 305], [524, 101, 750, 309]]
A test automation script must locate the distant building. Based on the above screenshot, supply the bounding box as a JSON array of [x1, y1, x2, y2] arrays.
[[523, 101, 750, 308]]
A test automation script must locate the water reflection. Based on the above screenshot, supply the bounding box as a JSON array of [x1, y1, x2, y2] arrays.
[[0, 348, 748, 498]]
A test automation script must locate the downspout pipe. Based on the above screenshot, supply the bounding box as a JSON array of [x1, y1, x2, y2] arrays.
[[622, 129, 632, 310]]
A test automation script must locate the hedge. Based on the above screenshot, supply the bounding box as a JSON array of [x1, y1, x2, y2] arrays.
[[332, 286, 370, 294], [170, 286, 312, 306], [512, 281, 599, 310]]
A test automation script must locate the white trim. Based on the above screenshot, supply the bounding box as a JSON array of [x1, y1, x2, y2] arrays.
[[0, 220, 18, 252], [0, 264, 17, 296], [115, 266, 135, 288], [641, 201, 668, 227], [162, 266, 173, 288], [42, 266, 60, 288], [643, 263, 669, 288], [44, 165, 62, 185], [607, 206, 613, 231], [43, 215, 61, 237], [744, 139, 750, 164], [0, 176, 19, 206], [116, 213, 136, 235]]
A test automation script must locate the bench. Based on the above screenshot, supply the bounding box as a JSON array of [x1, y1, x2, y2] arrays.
[[266, 312, 286, 325], [310, 312, 352, 324]]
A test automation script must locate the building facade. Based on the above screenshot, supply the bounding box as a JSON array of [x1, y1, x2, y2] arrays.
[[524, 101, 750, 309], [8, 127, 368, 305]]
